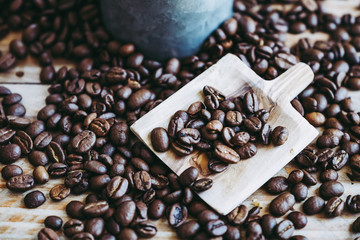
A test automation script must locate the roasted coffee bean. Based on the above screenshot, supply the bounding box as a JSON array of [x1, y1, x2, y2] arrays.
[[330, 150, 349, 170], [106, 176, 128, 199], [203, 85, 225, 101], [187, 101, 205, 117], [84, 160, 107, 175], [316, 135, 340, 148], [0, 143, 21, 164], [291, 182, 308, 202], [176, 220, 200, 239], [225, 111, 242, 126], [151, 127, 170, 152], [246, 221, 262, 240], [208, 157, 228, 173], [34, 131, 52, 149], [227, 204, 248, 225], [303, 196, 325, 215], [63, 219, 84, 237], [44, 216, 63, 231], [179, 167, 199, 187], [319, 181, 344, 200], [353, 217, 360, 232], [85, 217, 104, 238], [192, 178, 213, 192], [296, 149, 318, 167], [38, 227, 59, 240], [231, 131, 250, 146], [204, 94, 220, 110], [117, 228, 138, 240], [167, 203, 188, 228], [261, 214, 277, 238], [12, 131, 33, 154], [6, 174, 34, 192], [83, 201, 109, 217], [288, 170, 304, 184], [115, 200, 136, 227], [135, 221, 157, 238], [110, 122, 129, 146], [66, 201, 85, 220], [49, 184, 70, 201], [269, 192, 295, 216], [271, 126, 289, 145], [72, 130, 96, 153], [148, 199, 166, 220], [287, 211, 307, 229], [244, 92, 259, 113], [235, 142, 257, 159], [302, 170, 317, 186], [320, 169, 338, 182], [33, 166, 49, 184], [48, 163, 67, 177], [1, 164, 23, 180], [24, 190, 46, 208], [0, 52, 16, 71], [214, 144, 240, 163], [26, 120, 45, 139], [265, 176, 289, 194], [3, 93, 22, 105], [274, 219, 294, 240], [206, 219, 227, 237], [178, 128, 201, 145], [243, 116, 262, 132], [134, 170, 152, 191], [0, 127, 15, 144], [324, 196, 344, 217], [46, 141, 65, 163], [7, 115, 31, 128], [346, 195, 360, 213]]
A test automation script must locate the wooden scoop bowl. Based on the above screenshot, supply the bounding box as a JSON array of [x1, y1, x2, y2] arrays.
[[131, 54, 319, 215]]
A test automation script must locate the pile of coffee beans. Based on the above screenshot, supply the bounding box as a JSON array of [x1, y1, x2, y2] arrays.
[[1, 0, 360, 239], [151, 85, 289, 173]]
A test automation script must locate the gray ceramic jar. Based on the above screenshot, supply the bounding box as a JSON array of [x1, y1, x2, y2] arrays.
[[101, 0, 233, 61]]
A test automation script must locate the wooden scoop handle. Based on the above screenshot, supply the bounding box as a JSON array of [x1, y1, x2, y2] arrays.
[[263, 63, 314, 103]]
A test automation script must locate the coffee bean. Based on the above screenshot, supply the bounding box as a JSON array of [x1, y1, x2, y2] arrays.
[[265, 176, 289, 194], [135, 221, 157, 238], [324, 196, 345, 217], [63, 219, 84, 237], [179, 167, 199, 187], [24, 190, 46, 208], [0, 127, 16, 144], [319, 181, 344, 200], [117, 228, 138, 240], [12, 130, 33, 154], [72, 130, 96, 153], [346, 195, 360, 213], [34, 131, 52, 149], [0, 52, 16, 71], [330, 150, 349, 170], [274, 219, 294, 240], [38, 227, 59, 240], [227, 204, 248, 225], [6, 174, 34, 192], [303, 196, 325, 215], [246, 221, 263, 239], [49, 184, 70, 201], [48, 163, 67, 177], [234, 142, 257, 159], [214, 144, 240, 164], [269, 192, 296, 216], [110, 122, 129, 146], [66, 201, 85, 220], [206, 219, 227, 237], [287, 211, 307, 229], [46, 141, 65, 163], [148, 199, 166, 220], [167, 203, 188, 228], [115, 200, 136, 227], [291, 182, 308, 202], [7, 115, 31, 129], [83, 200, 109, 218], [0, 143, 21, 164], [33, 166, 49, 184], [261, 214, 277, 238], [192, 178, 213, 192], [1, 164, 23, 180], [287, 170, 304, 184], [26, 120, 45, 139], [150, 127, 170, 152], [84, 160, 107, 175], [271, 126, 289, 145], [44, 216, 63, 231], [243, 116, 262, 132], [302, 170, 317, 186], [320, 169, 338, 182]]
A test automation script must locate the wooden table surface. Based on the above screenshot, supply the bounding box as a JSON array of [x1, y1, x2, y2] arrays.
[[1, 1, 360, 239]]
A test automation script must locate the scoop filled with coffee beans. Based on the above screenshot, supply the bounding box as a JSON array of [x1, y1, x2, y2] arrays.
[[131, 53, 319, 214]]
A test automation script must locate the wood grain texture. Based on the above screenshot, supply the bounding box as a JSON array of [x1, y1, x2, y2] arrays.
[[131, 54, 318, 215], [0, 0, 360, 239]]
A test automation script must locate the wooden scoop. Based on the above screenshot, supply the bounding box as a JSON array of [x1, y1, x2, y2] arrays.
[[130, 54, 318, 215]]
